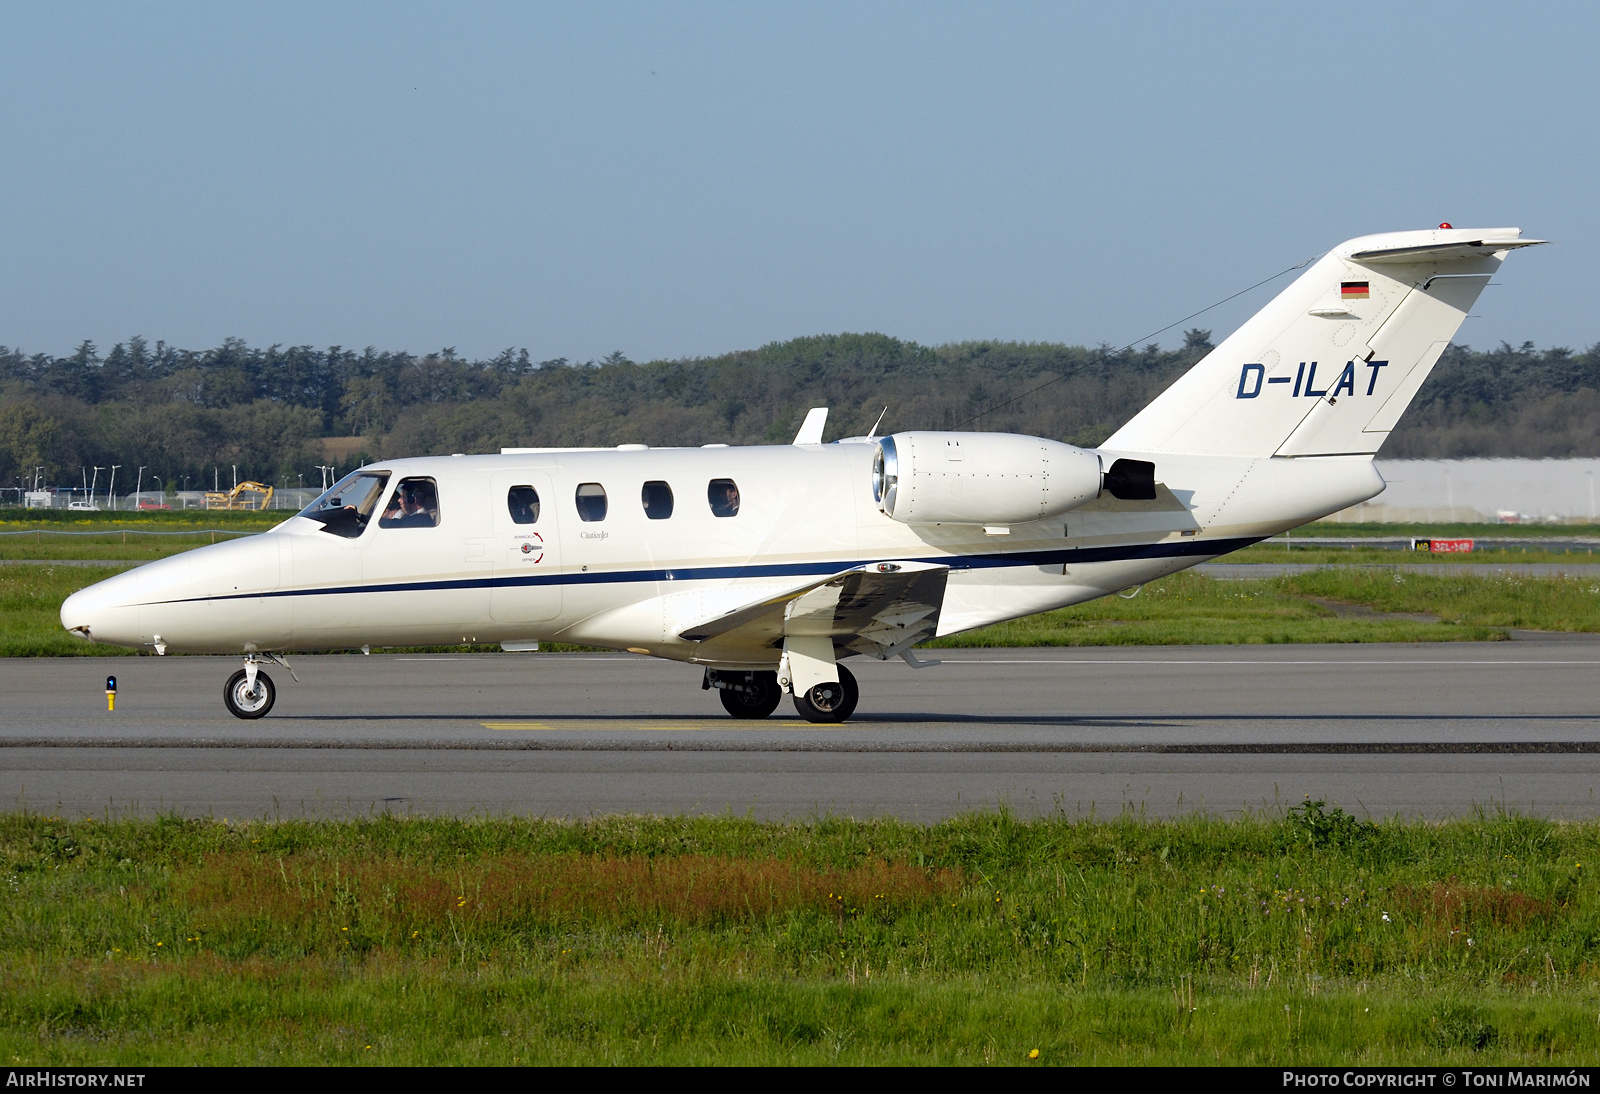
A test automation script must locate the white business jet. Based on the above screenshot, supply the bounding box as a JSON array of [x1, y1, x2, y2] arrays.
[[62, 226, 1543, 721]]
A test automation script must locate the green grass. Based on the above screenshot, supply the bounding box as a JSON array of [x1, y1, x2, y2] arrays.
[[0, 533, 257, 562], [931, 568, 1600, 647], [1230, 545, 1600, 566], [0, 509, 283, 529], [0, 564, 141, 656], [0, 511, 273, 561], [1295, 521, 1600, 539], [1285, 568, 1600, 632], [2, 809, 1598, 1064]]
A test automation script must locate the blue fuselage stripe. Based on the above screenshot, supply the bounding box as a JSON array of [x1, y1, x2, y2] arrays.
[[163, 536, 1260, 605]]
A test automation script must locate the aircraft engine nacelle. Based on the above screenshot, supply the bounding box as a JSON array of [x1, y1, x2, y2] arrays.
[[870, 431, 1108, 526]]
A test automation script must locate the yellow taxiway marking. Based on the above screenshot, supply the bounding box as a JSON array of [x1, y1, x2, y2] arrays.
[[484, 721, 815, 732]]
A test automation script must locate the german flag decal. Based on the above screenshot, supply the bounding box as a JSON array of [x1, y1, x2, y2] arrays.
[[1341, 281, 1370, 299]]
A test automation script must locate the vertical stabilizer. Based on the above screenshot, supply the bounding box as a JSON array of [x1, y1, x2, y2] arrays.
[[1102, 228, 1544, 458]]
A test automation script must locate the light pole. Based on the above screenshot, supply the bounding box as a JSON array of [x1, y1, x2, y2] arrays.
[[89, 467, 102, 508], [135, 466, 147, 508], [108, 465, 121, 510]]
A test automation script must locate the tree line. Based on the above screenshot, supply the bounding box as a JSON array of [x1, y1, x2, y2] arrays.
[[1, 331, 1596, 491]]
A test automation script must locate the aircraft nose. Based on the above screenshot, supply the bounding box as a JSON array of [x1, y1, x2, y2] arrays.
[[60, 569, 143, 647]]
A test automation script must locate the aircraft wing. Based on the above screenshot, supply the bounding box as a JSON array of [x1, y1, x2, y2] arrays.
[[677, 561, 948, 659]]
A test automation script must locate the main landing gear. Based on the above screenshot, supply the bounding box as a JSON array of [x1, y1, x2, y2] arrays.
[[705, 669, 783, 719], [792, 664, 858, 723], [703, 664, 859, 724]]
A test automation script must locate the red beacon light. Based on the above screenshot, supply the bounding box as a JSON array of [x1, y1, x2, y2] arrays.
[[1438, 222, 1453, 229]]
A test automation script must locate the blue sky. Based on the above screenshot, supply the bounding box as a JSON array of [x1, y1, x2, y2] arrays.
[[1, 2, 1593, 362]]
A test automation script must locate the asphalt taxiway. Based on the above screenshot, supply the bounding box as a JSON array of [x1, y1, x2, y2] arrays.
[[4, 642, 1599, 820]]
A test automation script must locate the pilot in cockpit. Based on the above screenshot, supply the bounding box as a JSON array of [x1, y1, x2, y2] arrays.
[[382, 479, 440, 528]]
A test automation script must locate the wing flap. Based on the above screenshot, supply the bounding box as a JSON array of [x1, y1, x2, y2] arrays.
[[677, 561, 948, 658]]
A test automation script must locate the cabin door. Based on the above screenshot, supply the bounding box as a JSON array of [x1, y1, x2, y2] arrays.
[[489, 471, 563, 626]]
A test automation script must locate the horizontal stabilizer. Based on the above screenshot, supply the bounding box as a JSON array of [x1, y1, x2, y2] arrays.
[[1350, 238, 1546, 262]]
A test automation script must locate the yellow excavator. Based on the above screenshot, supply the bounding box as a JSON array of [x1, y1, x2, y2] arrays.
[[204, 481, 274, 511]]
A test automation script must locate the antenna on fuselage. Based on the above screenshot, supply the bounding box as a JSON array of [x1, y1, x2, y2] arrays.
[[866, 407, 888, 440], [792, 407, 828, 445]]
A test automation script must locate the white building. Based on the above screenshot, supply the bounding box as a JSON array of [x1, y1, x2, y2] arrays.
[[1329, 459, 1600, 523]]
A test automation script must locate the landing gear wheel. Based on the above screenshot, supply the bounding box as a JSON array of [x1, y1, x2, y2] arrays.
[[224, 668, 275, 719], [718, 671, 782, 719], [792, 664, 858, 724]]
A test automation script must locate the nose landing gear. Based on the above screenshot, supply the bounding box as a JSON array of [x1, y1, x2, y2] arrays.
[[224, 666, 275, 719], [223, 654, 293, 719]]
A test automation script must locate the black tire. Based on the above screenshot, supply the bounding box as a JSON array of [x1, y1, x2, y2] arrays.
[[223, 668, 275, 719], [792, 664, 858, 724], [718, 671, 782, 719]]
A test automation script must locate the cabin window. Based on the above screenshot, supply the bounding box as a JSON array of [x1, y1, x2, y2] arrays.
[[708, 478, 740, 517], [298, 471, 390, 539], [575, 482, 608, 522], [507, 485, 541, 525], [641, 481, 674, 519], [379, 477, 441, 529]]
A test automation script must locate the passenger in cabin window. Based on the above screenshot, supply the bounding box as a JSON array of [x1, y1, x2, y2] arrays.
[[507, 486, 540, 525], [575, 483, 608, 522], [708, 479, 740, 518]]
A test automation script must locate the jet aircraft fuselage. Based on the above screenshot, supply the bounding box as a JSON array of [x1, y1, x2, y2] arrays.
[[59, 443, 1381, 661]]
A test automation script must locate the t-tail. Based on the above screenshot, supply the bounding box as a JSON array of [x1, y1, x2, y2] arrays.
[[1102, 227, 1546, 459]]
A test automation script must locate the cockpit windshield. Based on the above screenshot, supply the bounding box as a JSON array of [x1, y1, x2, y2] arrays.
[[297, 471, 391, 538]]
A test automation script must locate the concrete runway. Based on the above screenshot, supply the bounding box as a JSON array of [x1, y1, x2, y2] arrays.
[[4, 642, 1600, 821]]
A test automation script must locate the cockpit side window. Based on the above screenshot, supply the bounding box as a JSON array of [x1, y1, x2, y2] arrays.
[[378, 477, 441, 529], [708, 478, 740, 517], [507, 485, 541, 525], [642, 481, 673, 519], [297, 471, 391, 539], [575, 482, 608, 522]]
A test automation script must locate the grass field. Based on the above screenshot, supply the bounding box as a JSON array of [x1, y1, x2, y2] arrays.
[[1229, 544, 1600, 565], [927, 568, 1600, 647], [1, 809, 1596, 1065], [0, 510, 274, 562], [0, 510, 283, 529], [1297, 522, 1600, 539]]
